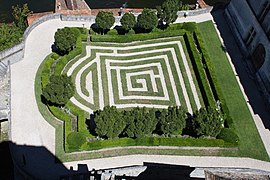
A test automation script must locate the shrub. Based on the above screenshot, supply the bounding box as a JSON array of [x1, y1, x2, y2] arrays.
[[123, 107, 157, 138], [95, 11, 115, 35], [94, 106, 126, 139], [120, 13, 136, 31], [67, 132, 86, 149], [137, 9, 158, 31], [42, 75, 75, 106], [54, 27, 78, 55], [192, 107, 224, 137], [157, 0, 179, 26], [158, 106, 186, 135], [217, 128, 239, 144]]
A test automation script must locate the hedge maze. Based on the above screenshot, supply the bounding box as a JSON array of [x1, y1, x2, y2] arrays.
[[65, 38, 203, 114]]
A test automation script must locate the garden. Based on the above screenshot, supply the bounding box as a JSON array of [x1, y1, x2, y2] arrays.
[[35, 0, 268, 162]]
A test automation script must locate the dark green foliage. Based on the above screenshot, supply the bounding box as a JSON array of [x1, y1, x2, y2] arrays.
[[183, 32, 215, 107], [217, 128, 239, 144], [12, 3, 31, 31], [42, 75, 75, 106], [182, 22, 196, 32], [120, 13, 136, 31], [53, 28, 82, 76], [67, 132, 86, 149], [137, 9, 158, 31], [86, 136, 233, 151], [124, 107, 157, 138], [95, 11, 115, 34], [0, 23, 22, 51], [54, 27, 78, 55], [157, 0, 179, 26], [192, 107, 223, 137], [193, 29, 233, 128], [94, 106, 126, 139], [159, 106, 186, 135], [91, 27, 185, 43]]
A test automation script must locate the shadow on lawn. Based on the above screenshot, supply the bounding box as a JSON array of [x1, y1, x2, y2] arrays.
[[211, 6, 270, 129]]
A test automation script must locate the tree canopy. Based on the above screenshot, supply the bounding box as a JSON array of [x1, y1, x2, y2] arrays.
[[54, 27, 77, 55], [12, 3, 31, 31], [95, 11, 115, 34], [0, 24, 21, 51], [42, 75, 75, 106], [137, 9, 158, 31], [94, 106, 126, 139], [157, 0, 180, 26], [123, 107, 157, 138], [159, 106, 186, 135], [192, 107, 224, 137], [120, 13, 136, 31]]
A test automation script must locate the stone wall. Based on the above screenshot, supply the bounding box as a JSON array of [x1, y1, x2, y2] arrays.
[[0, 13, 61, 65], [177, 7, 213, 17]]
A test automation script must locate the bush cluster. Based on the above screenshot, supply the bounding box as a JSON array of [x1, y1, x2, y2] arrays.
[[93, 106, 226, 139], [54, 27, 78, 55], [42, 75, 75, 106]]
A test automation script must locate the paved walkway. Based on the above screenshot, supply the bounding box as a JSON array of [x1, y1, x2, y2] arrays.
[[9, 11, 270, 178]]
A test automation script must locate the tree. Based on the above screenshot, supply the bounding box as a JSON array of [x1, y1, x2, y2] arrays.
[[159, 106, 186, 135], [192, 107, 224, 137], [137, 9, 158, 31], [123, 107, 157, 138], [0, 23, 21, 51], [95, 11, 115, 35], [54, 27, 77, 55], [157, 0, 179, 27], [42, 75, 75, 106], [94, 106, 125, 139], [120, 13, 136, 31], [12, 3, 31, 31]]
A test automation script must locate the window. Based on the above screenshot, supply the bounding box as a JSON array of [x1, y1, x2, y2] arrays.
[[251, 43, 266, 71]]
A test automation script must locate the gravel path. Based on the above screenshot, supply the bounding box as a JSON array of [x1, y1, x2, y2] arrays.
[[9, 12, 270, 178], [69, 41, 200, 113]]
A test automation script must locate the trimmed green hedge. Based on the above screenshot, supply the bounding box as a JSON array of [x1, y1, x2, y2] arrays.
[[193, 29, 233, 128], [48, 105, 73, 150], [41, 52, 59, 88], [91, 29, 186, 43], [66, 101, 92, 137], [67, 132, 86, 150], [83, 136, 235, 151], [217, 128, 239, 145], [183, 33, 215, 107]]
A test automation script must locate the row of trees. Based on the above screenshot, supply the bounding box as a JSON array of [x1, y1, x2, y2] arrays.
[[95, 0, 181, 35], [94, 106, 224, 139]]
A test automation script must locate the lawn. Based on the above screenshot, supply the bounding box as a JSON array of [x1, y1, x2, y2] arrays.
[[34, 21, 270, 162], [197, 21, 269, 161]]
